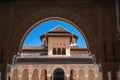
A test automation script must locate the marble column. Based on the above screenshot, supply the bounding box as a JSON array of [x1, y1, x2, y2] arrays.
[[108, 71, 112, 80], [47, 74, 51, 80], [76, 75, 79, 80], [28, 75, 32, 80], [66, 75, 70, 80], [18, 75, 22, 80], [38, 76, 41, 80], [85, 75, 88, 80]]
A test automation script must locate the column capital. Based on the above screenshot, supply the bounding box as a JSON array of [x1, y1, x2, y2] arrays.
[[29, 75, 32, 77], [18, 75, 22, 80], [47, 74, 51, 77], [76, 74, 79, 77], [18, 75, 22, 77], [66, 74, 70, 77], [95, 75, 98, 77], [85, 75, 88, 77]]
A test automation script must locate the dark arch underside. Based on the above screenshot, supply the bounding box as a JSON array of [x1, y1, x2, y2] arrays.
[[53, 68, 65, 80]]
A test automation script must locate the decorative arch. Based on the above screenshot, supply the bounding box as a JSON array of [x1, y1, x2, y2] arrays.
[[50, 66, 68, 75], [79, 69, 85, 80], [32, 69, 39, 80], [22, 69, 29, 80], [57, 48, 61, 55], [88, 69, 95, 80], [12, 69, 18, 80], [41, 69, 47, 80], [53, 68, 65, 80], [21, 17, 89, 53], [8, 7, 99, 63], [70, 69, 76, 80], [12, 17, 90, 54]]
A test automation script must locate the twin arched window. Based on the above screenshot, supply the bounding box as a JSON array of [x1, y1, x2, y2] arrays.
[[53, 48, 66, 55]]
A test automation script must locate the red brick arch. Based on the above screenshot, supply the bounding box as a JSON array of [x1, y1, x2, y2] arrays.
[[8, 7, 99, 63]]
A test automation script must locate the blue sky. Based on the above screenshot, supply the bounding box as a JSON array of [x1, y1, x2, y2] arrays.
[[23, 20, 87, 48]]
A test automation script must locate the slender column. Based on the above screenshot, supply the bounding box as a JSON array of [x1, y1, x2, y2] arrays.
[[38, 76, 41, 80], [108, 71, 112, 80], [0, 73, 1, 80], [38, 71, 41, 80], [18, 75, 22, 80], [66, 75, 70, 80], [29, 75, 32, 80], [76, 75, 79, 80], [85, 75, 88, 80], [47, 74, 51, 80], [95, 75, 98, 80]]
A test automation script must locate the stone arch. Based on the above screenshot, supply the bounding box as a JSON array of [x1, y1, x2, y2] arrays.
[[20, 17, 89, 53], [22, 69, 29, 80], [41, 69, 47, 80], [70, 69, 76, 80], [53, 68, 65, 80], [12, 69, 18, 80], [88, 69, 95, 80], [32, 69, 39, 80], [31, 65, 40, 75], [51, 66, 68, 75], [8, 7, 99, 63], [79, 69, 85, 80]]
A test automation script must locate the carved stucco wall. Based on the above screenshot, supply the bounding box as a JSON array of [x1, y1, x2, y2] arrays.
[[8, 64, 102, 80]]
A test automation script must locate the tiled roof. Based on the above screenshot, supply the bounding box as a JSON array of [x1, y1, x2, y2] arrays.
[[49, 26, 69, 32], [40, 26, 78, 40], [70, 46, 87, 49], [22, 45, 88, 51], [22, 46, 87, 50], [22, 46, 48, 50]]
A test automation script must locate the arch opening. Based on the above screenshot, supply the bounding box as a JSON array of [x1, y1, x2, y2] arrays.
[[70, 69, 76, 80], [53, 68, 65, 80], [22, 69, 28, 80], [21, 18, 88, 54], [41, 69, 47, 80], [32, 69, 39, 80], [12, 69, 18, 80]]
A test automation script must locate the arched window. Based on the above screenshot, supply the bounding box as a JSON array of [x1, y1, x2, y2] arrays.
[[57, 48, 61, 55], [62, 48, 66, 55], [53, 48, 56, 55]]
